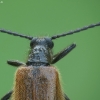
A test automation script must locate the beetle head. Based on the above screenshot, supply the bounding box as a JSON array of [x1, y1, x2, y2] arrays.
[[26, 37, 54, 66], [30, 37, 54, 49]]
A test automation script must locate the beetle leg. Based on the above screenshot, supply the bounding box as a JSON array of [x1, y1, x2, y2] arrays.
[[64, 93, 70, 100], [7, 60, 26, 67], [1, 90, 12, 100], [52, 43, 76, 64]]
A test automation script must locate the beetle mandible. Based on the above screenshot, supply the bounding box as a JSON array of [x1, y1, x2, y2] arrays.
[[0, 22, 100, 100]]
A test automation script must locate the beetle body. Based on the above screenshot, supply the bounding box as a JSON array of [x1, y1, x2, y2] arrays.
[[11, 37, 66, 100], [11, 66, 65, 100], [0, 22, 100, 100]]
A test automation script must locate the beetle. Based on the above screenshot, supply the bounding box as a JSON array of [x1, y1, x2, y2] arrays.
[[0, 22, 100, 100]]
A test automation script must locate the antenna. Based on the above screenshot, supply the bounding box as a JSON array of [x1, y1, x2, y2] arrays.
[[51, 22, 100, 39], [0, 29, 33, 40]]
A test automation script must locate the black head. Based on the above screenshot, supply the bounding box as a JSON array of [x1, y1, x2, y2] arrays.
[[26, 37, 54, 66], [30, 37, 54, 49]]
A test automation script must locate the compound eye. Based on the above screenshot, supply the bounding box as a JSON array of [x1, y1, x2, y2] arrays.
[[30, 37, 38, 47], [45, 38, 54, 49]]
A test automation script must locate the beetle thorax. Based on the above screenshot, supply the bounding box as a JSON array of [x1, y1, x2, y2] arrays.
[[26, 37, 53, 66]]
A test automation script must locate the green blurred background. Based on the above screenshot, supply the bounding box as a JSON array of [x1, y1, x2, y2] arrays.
[[0, 0, 100, 100]]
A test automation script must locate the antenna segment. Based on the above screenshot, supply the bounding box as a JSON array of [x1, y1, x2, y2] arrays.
[[51, 22, 100, 39], [0, 29, 33, 40]]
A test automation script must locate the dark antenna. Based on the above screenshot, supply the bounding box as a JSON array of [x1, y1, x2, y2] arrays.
[[1, 22, 100, 40], [51, 22, 100, 40], [0, 29, 33, 40]]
